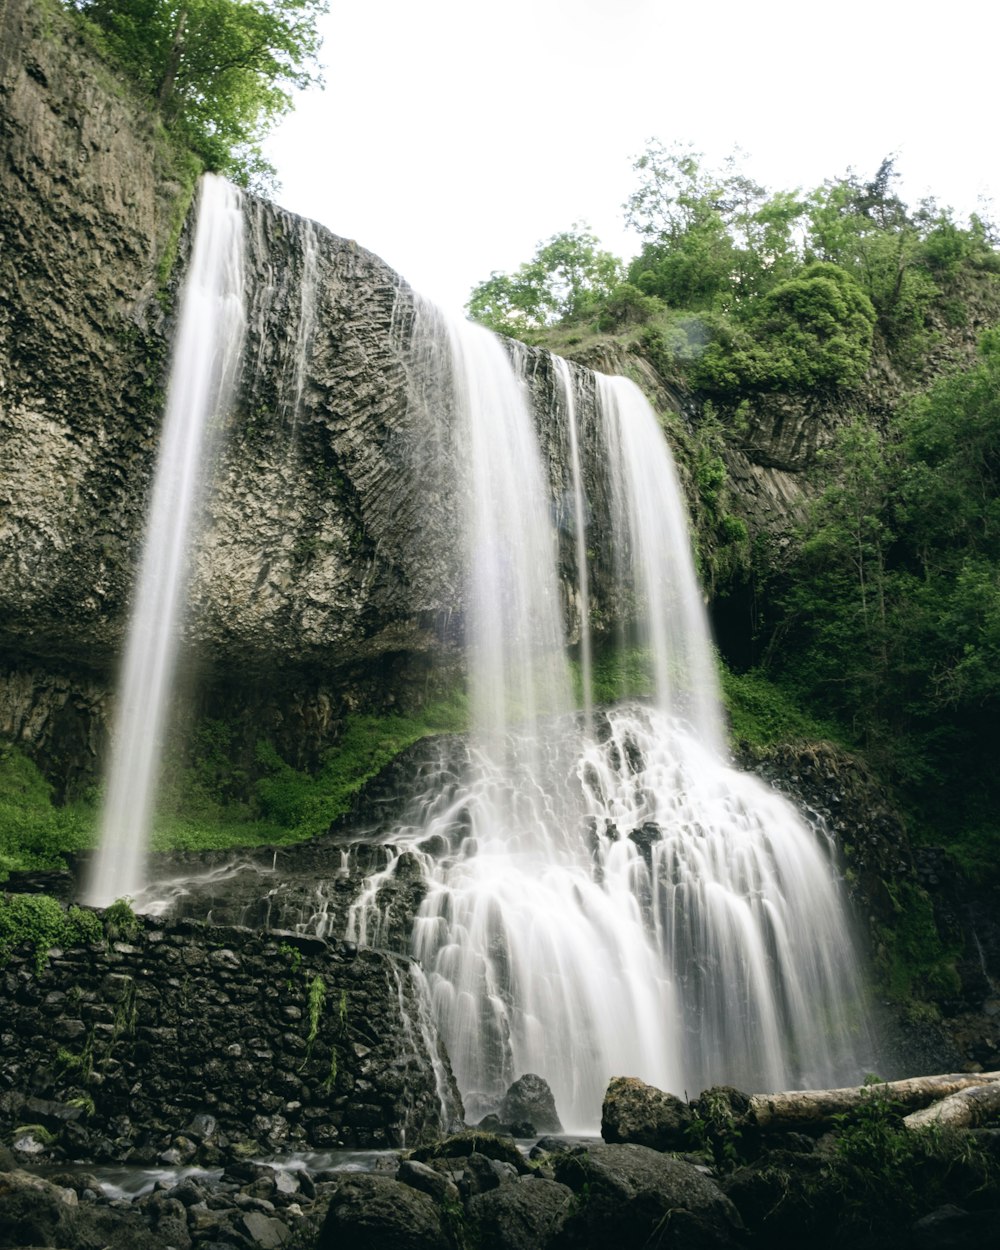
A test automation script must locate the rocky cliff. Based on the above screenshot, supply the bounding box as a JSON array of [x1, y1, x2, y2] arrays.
[[0, 2, 629, 788], [0, 0, 466, 780]]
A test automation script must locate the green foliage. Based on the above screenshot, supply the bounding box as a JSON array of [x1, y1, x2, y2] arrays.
[[67, 0, 328, 188], [879, 883, 960, 1000], [761, 332, 1000, 897], [624, 143, 805, 309], [720, 668, 843, 749], [303, 973, 325, 1066], [685, 1087, 745, 1167], [596, 283, 664, 333], [0, 895, 103, 971], [0, 742, 97, 880], [467, 225, 622, 336], [103, 897, 140, 942], [823, 1081, 998, 1244], [695, 263, 876, 395], [247, 695, 468, 841], [279, 940, 303, 989]]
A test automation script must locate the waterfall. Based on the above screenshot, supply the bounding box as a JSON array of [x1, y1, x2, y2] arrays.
[[349, 310, 871, 1132], [87, 175, 246, 908], [597, 374, 724, 754]]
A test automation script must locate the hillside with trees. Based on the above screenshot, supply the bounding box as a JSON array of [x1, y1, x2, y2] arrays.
[[469, 145, 1000, 1000], [68, 0, 328, 188]]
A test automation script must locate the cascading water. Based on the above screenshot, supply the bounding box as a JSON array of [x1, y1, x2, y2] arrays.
[[87, 175, 246, 907], [350, 308, 871, 1132]]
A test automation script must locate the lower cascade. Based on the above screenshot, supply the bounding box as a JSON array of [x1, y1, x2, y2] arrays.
[[345, 303, 870, 1131], [92, 182, 873, 1135]]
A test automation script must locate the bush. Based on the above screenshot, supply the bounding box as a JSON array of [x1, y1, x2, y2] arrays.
[[0, 894, 103, 970], [695, 263, 875, 395]]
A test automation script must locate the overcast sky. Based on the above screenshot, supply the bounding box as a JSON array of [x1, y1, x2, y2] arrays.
[[263, 0, 998, 314]]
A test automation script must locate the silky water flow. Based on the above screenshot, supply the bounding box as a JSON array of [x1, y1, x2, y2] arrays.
[[87, 175, 246, 907], [90, 201, 872, 1130], [349, 304, 871, 1132]]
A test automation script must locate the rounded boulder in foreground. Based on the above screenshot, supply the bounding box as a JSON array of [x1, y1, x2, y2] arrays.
[[317, 1173, 450, 1250], [601, 1075, 694, 1151]]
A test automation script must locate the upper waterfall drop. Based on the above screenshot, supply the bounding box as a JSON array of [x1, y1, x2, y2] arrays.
[[596, 373, 725, 757], [87, 175, 246, 908]]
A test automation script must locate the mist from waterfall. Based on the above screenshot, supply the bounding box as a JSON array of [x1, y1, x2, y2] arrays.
[[87, 175, 246, 908], [350, 308, 871, 1132]]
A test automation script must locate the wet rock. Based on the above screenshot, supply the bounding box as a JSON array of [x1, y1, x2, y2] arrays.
[[0, 1169, 79, 1248], [240, 1209, 291, 1247], [145, 1192, 193, 1250], [721, 1149, 829, 1242], [601, 1075, 694, 1151], [500, 1074, 563, 1135], [397, 1157, 461, 1205], [411, 1130, 530, 1173], [911, 1203, 1000, 1249], [469, 1176, 575, 1250], [317, 1173, 450, 1250], [554, 1143, 744, 1248]]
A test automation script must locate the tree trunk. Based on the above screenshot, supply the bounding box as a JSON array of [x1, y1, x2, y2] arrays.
[[903, 1081, 1000, 1131], [157, 6, 188, 113], [748, 1072, 1000, 1129]]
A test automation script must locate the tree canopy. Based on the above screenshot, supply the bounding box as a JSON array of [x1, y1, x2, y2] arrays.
[[466, 226, 622, 337], [69, 0, 327, 188]]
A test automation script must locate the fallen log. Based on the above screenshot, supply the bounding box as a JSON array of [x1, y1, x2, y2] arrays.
[[903, 1080, 1000, 1131], [749, 1072, 1000, 1129]]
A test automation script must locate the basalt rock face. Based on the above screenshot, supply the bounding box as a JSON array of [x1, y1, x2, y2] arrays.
[[0, 0, 467, 781], [0, 913, 462, 1156], [0, 1, 632, 787]]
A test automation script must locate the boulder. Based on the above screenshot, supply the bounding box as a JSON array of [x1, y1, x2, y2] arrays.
[[468, 1176, 576, 1250], [317, 1173, 450, 1250], [553, 1143, 744, 1248], [911, 1204, 1000, 1250], [500, 1074, 563, 1134], [601, 1075, 694, 1151], [0, 1169, 79, 1249]]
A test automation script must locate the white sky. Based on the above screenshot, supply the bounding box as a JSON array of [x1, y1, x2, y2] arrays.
[[263, 0, 999, 314]]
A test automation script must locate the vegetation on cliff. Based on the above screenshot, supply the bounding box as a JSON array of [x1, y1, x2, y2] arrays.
[[65, 0, 328, 187], [468, 146, 1000, 1016]]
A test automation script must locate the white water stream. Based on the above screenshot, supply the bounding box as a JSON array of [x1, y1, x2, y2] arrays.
[[87, 175, 246, 907], [350, 310, 870, 1131], [91, 203, 871, 1131]]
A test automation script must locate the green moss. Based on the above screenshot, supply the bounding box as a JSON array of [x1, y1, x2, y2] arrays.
[[154, 148, 203, 296], [879, 881, 961, 1001], [150, 690, 470, 854]]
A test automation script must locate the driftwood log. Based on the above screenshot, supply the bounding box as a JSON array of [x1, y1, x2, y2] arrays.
[[748, 1072, 1000, 1130]]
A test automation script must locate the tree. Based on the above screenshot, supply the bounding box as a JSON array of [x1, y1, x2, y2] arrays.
[[467, 226, 622, 336], [70, 0, 327, 188], [623, 142, 807, 308], [694, 262, 875, 394]]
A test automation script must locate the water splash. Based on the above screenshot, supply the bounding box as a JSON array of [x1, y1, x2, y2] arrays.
[[348, 319, 871, 1131], [87, 175, 246, 907]]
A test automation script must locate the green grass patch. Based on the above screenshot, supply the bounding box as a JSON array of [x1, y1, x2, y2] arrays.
[[719, 667, 845, 749], [152, 690, 470, 854], [0, 743, 97, 880]]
